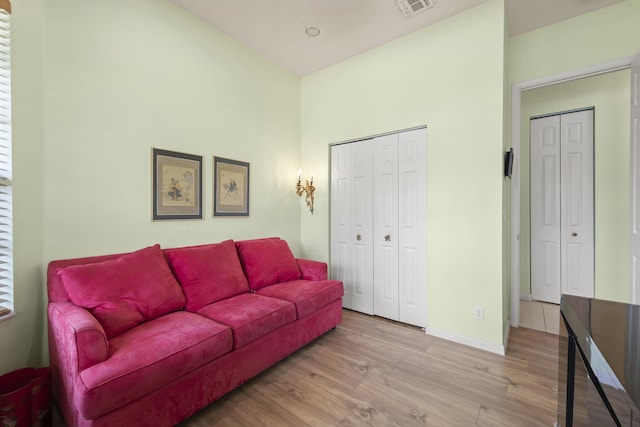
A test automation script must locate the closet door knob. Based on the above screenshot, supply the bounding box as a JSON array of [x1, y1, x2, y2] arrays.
[[356, 234, 362, 241], [384, 235, 391, 242], [571, 232, 578, 237]]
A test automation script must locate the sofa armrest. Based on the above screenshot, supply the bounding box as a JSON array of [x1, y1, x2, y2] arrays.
[[296, 258, 328, 281], [48, 302, 109, 372]]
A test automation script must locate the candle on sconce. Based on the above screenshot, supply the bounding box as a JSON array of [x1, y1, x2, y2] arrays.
[[310, 174, 314, 185]]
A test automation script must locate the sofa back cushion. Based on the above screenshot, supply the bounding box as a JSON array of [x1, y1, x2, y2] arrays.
[[235, 238, 301, 291], [164, 240, 250, 311], [56, 244, 186, 339]]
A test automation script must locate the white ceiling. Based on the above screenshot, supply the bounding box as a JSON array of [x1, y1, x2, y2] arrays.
[[171, 0, 622, 76]]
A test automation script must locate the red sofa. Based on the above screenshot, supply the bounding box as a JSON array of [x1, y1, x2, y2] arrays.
[[46, 238, 343, 427]]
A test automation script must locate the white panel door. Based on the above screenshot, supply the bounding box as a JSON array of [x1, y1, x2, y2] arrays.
[[560, 110, 594, 299], [531, 115, 562, 303], [631, 53, 640, 304], [330, 140, 374, 314], [531, 111, 594, 304], [331, 128, 426, 326], [331, 143, 352, 307], [373, 133, 399, 321], [397, 128, 427, 327]]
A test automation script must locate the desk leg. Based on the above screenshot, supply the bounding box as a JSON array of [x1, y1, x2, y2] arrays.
[[565, 335, 576, 427]]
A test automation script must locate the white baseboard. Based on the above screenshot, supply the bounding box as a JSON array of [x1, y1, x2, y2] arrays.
[[520, 294, 533, 301], [424, 326, 506, 356]]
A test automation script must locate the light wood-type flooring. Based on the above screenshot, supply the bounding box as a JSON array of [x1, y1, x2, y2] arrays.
[[177, 309, 559, 427]]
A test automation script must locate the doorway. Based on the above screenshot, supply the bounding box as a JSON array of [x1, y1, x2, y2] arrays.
[[510, 57, 633, 328], [530, 108, 595, 304]]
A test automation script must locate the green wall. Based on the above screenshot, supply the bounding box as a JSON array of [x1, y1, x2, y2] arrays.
[[301, 0, 507, 347], [0, 0, 47, 374], [519, 71, 630, 303], [1, 0, 302, 374], [42, 0, 302, 262], [509, 0, 640, 84]]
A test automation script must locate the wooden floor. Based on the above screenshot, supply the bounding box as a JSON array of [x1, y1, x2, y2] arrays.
[[178, 309, 559, 427]]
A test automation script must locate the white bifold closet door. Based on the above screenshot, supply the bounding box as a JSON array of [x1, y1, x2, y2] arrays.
[[331, 128, 427, 327], [330, 139, 374, 315], [530, 109, 594, 304]]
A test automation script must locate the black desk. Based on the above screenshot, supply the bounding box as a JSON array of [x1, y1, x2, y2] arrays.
[[559, 295, 640, 426]]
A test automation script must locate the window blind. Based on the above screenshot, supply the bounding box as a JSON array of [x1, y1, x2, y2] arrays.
[[0, 0, 12, 319]]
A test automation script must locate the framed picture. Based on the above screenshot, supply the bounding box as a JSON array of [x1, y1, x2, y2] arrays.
[[152, 148, 202, 220], [213, 156, 250, 216]]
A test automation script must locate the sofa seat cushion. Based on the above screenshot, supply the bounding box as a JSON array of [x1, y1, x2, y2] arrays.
[[235, 238, 301, 291], [197, 293, 296, 349], [164, 240, 250, 312], [77, 311, 232, 419], [57, 244, 186, 338], [257, 280, 344, 319]]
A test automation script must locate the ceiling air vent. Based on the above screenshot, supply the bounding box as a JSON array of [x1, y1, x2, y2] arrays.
[[396, 0, 435, 18]]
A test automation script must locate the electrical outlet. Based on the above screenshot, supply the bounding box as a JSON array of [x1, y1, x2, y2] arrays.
[[474, 306, 484, 321]]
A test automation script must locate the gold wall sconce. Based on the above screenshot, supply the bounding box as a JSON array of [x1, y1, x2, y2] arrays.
[[296, 170, 315, 214]]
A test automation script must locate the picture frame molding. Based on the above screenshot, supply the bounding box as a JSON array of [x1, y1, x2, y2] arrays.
[[152, 148, 203, 220], [213, 156, 250, 217]]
